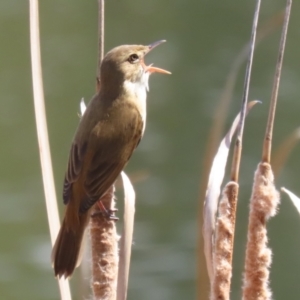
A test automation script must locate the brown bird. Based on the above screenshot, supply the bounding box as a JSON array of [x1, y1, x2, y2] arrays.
[[52, 40, 170, 278]]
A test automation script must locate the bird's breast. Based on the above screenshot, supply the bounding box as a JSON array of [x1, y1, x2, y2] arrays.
[[123, 80, 147, 132]]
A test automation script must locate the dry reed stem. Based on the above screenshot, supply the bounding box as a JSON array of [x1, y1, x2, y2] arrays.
[[90, 186, 119, 300], [231, 0, 261, 182], [90, 1, 120, 298], [29, 0, 59, 248], [96, 0, 105, 92], [29, 1, 72, 299], [211, 182, 238, 300], [262, 0, 292, 163], [208, 0, 261, 297], [242, 163, 279, 300], [117, 172, 136, 300]]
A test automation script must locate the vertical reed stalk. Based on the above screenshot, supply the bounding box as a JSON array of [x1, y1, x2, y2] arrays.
[[262, 0, 292, 164], [96, 0, 105, 92], [231, 0, 261, 183], [90, 1, 119, 299], [29, 0, 71, 299], [116, 172, 136, 300]]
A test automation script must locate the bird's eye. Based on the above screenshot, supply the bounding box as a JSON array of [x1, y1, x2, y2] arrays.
[[128, 53, 139, 63]]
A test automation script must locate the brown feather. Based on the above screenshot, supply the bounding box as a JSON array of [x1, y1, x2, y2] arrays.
[[52, 42, 167, 278], [52, 94, 143, 277]]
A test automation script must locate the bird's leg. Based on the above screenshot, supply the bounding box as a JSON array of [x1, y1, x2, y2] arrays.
[[91, 200, 119, 221]]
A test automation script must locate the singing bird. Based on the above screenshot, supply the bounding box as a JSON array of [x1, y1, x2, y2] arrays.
[[52, 40, 170, 278]]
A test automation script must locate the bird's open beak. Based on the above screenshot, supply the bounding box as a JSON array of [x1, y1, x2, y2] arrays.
[[146, 64, 171, 75], [143, 40, 171, 75]]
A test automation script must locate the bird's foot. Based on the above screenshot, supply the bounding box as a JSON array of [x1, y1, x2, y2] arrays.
[[91, 200, 119, 221]]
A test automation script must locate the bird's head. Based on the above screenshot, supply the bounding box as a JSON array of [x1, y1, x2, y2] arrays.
[[100, 40, 170, 91]]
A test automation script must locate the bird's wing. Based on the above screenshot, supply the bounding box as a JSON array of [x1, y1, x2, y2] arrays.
[[80, 161, 125, 213], [79, 107, 144, 213], [63, 142, 87, 204]]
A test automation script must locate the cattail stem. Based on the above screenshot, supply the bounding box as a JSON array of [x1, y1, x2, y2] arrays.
[[209, 2, 261, 298], [96, 0, 105, 92], [230, 0, 261, 182], [209, 1, 261, 297], [98, 0, 104, 64], [90, 2, 119, 299], [262, 0, 292, 163]]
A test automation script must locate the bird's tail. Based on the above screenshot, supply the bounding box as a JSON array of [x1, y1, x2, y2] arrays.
[[52, 215, 88, 278]]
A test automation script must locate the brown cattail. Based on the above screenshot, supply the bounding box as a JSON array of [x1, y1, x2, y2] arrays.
[[211, 182, 238, 300], [242, 163, 280, 300], [90, 185, 119, 300]]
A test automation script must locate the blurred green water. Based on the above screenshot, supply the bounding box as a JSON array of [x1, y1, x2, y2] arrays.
[[1, 1, 300, 299]]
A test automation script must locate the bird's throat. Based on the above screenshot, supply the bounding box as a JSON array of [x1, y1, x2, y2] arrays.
[[123, 72, 149, 131]]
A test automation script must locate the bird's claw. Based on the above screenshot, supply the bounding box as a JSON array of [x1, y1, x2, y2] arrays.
[[92, 200, 119, 221]]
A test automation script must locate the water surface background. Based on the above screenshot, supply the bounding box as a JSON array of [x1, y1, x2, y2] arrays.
[[1, 1, 300, 299]]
